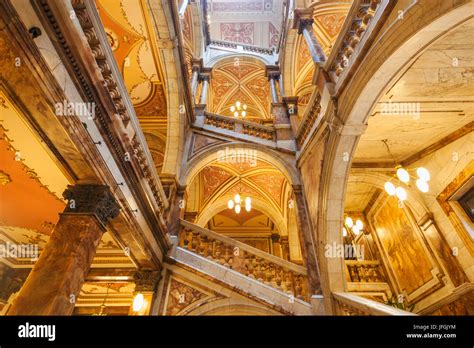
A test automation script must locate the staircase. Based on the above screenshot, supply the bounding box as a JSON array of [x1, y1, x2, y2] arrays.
[[167, 219, 313, 315], [193, 112, 296, 153]]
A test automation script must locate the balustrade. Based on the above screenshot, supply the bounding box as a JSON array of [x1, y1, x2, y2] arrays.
[[345, 260, 386, 283], [203, 112, 276, 142], [178, 220, 309, 301], [327, 0, 384, 79]]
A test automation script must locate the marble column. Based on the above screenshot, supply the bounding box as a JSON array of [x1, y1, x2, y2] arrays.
[[129, 270, 161, 316], [269, 74, 279, 103], [294, 9, 326, 64], [190, 59, 202, 100], [8, 184, 119, 315], [292, 185, 322, 296], [166, 185, 186, 236], [178, 0, 189, 17], [199, 73, 211, 105]]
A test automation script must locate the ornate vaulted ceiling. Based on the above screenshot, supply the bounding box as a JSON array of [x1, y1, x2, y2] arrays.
[[207, 0, 284, 49], [293, 3, 350, 114], [209, 57, 271, 120], [97, 0, 168, 157], [187, 156, 291, 234]]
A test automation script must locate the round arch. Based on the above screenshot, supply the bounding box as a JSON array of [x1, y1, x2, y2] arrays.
[[179, 141, 301, 187], [185, 297, 282, 315], [317, 3, 474, 312], [195, 196, 287, 236]]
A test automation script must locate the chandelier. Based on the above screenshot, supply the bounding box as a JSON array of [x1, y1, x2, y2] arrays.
[[382, 140, 430, 202], [343, 216, 364, 237], [230, 100, 247, 118], [227, 180, 251, 213]]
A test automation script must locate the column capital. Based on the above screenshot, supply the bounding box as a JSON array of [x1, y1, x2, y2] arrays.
[[191, 58, 203, 73], [293, 8, 315, 34], [199, 67, 212, 81], [265, 65, 280, 80], [134, 270, 161, 292], [62, 184, 120, 227], [270, 233, 280, 242]]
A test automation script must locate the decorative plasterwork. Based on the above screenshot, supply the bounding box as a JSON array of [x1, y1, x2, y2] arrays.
[[209, 57, 271, 119], [291, 4, 350, 114], [96, 0, 168, 137]]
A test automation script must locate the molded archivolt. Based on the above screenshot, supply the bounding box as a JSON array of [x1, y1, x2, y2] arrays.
[[181, 140, 301, 187]]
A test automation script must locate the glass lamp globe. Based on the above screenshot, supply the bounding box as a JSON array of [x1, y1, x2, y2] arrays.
[[235, 204, 241, 214], [356, 219, 363, 230], [230, 105, 235, 112], [417, 167, 430, 181], [242, 111, 246, 117], [396, 167, 410, 183], [384, 182, 396, 196], [352, 225, 360, 235], [395, 186, 407, 201], [342, 227, 348, 237], [236, 101, 241, 108], [234, 193, 241, 204], [345, 217, 353, 228], [416, 179, 429, 193], [228, 199, 234, 209]]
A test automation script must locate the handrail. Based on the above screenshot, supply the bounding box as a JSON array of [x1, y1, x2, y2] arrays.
[[295, 92, 322, 148], [202, 112, 276, 141], [324, 0, 387, 83], [209, 39, 275, 56], [180, 219, 306, 274], [204, 112, 275, 131], [333, 292, 417, 316], [345, 259, 387, 283]]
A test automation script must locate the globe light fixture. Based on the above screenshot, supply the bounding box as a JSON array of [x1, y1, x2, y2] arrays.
[[229, 100, 247, 118], [396, 167, 410, 183], [228, 180, 251, 214], [382, 140, 431, 202], [416, 167, 430, 181], [345, 216, 353, 228], [416, 179, 429, 193], [395, 186, 407, 201], [384, 182, 396, 196]]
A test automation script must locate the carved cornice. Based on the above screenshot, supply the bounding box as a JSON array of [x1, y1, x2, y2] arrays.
[[63, 184, 120, 227], [134, 270, 161, 292], [69, 0, 168, 214]]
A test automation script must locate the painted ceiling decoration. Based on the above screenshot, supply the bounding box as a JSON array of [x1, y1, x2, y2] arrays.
[[209, 57, 271, 119], [0, 92, 69, 234], [193, 159, 289, 218], [292, 3, 351, 114], [97, 0, 168, 140], [207, 0, 284, 49]]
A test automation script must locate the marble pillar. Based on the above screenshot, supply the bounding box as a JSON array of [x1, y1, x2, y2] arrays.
[[292, 185, 322, 296], [8, 184, 119, 315]]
